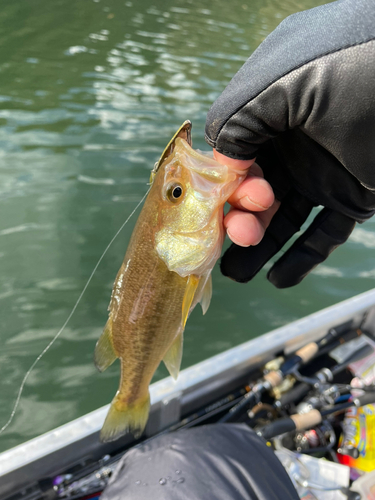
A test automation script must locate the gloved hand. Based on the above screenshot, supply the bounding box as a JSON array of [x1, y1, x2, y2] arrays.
[[205, 0, 375, 288]]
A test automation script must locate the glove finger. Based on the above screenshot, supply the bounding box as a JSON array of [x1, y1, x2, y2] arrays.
[[220, 190, 314, 283], [255, 140, 292, 201], [267, 208, 356, 288]]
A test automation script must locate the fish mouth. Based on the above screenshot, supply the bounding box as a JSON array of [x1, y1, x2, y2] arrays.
[[152, 121, 192, 177]]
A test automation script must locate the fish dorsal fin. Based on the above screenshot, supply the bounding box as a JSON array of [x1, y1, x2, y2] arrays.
[[163, 330, 183, 380], [94, 317, 118, 372], [200, 274, 212, 315], [182, 274, 200, 327]]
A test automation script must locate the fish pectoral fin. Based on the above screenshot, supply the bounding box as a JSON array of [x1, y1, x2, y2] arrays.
[[182, 274, 200, 327], [163, 330, 183, 380], [200, 274, 212, 315], [94, 317, 118, 372]]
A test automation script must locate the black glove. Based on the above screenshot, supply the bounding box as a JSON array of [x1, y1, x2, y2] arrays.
[[205, 0, 375, 288]]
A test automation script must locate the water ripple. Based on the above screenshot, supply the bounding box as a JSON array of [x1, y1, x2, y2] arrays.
[[0, 223, 52, 237], [349, 227, 375, 249], [77, 174, 115, 185]]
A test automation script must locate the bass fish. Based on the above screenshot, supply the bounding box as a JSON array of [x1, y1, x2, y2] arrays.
[[95, 121, 246, 442]]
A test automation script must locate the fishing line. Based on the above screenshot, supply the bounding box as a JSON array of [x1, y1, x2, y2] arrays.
[[0, 186, 151, 436]]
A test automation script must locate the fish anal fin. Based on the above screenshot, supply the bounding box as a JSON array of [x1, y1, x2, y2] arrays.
[[94, 317, 118, 373], [200, 274, 212, 315], [163, 330, 183, 380], [182, 274, 200, 327], [100, 391, 150, 442]]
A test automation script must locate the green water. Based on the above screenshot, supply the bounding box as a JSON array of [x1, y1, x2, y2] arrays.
[[1, 0, 375, 452]]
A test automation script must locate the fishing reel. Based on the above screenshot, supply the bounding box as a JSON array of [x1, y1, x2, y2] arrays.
[[294, 384, 341, 412], [280, 419, 336, 455]]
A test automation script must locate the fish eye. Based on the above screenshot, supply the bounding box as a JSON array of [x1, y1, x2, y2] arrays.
[[166, 182, 184, 202], [172, 185, 182, 198]]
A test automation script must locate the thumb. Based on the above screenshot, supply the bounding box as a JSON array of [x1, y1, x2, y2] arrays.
[[213, 149, 255, 171]]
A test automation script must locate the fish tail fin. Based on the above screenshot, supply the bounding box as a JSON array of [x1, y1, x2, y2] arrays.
[[100, 392, 150, 443]]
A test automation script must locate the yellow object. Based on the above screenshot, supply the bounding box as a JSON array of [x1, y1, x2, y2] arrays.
[[338, 404, 375, 472], [95, 122, 246, 442]]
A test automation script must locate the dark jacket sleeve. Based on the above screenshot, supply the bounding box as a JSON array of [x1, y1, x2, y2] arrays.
[[205, 0, 375, 190], [101, 424, 300, 500]]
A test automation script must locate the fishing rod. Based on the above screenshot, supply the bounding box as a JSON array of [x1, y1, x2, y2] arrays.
[[274, 341, 373, 410], [257, 390, 375, 441], [219, 327, 364, 423]]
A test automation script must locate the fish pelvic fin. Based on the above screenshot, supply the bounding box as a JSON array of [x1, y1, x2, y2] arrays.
[[94, 317, 117, 372], [100, 392, 150, 443], [200, 274, 212, 315], [163, 330, 183, 380], [182, 274, 200, 327]]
